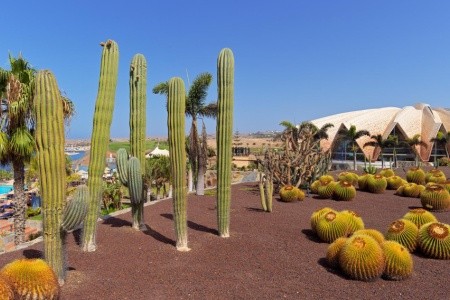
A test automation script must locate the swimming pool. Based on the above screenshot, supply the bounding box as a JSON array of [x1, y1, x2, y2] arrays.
[[0, 185, 13, 195]]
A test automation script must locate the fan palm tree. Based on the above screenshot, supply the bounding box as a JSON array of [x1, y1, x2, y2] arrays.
[[405, 134, 428, 166], [335, 125, 370, 170], [363, 134, 394, 169], [0, 54, 74, 245], [153, 73, 216, 195], [430, 132, 450, 166]]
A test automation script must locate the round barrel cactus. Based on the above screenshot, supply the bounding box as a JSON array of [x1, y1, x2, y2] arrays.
[[401, 183, 423, 198], [420, 184, 450, 211], [317, 180, 336, 199], [353, 229, 385, 244], [402, 208, 438, 229], [340, 210, 364, 234], [417, 222, 450, 259], [379, 168, 395, 178], [386, 176, 405, 190], [310, 179, 320, 194], [316, 211, 350, 243], [425, 169, 446, 183], [337, 172, 358, 185], [0, 259, 60, 300], [367, 174, 387, 194], [382, 241, 414, 280], [385, 219, 419, 252], [279, 185, 303, 202], [333, 181, 356, 201], [406, 167, 426, 185], [357, 174, 372, 191], [339, 234, 385, 281], [326, 237, 348, 268], [318, 174, 335, 184], [0, 276, 13, 300], [310, 207, 336, 233]]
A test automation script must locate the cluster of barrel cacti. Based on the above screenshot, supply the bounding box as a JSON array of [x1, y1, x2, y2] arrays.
[[313, 204, 450, 281], [34, 70, 89, 284], [0, 258, 60, 299], [310, 173, 358, 201], [279, 185, 305, 202]]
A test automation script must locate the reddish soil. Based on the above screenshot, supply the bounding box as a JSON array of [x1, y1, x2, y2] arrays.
[[0, 168, 450, 299]]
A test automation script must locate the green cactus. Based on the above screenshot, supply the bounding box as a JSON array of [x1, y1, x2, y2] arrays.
[[353, 229, 385, 244], [406, 167, 426, 185], [61, 185, 89, 232], [34, 70, 66, 282], [417, 222, 450, 259], [367, 174, 387, 193], [310, 179, 320, 194], [333, 181, 356, 201], [339, 234, 385, 281], [116, 148, 129, 186], [316, 211, 350, 243], [337, 172, 359, 185], [357, 174, 372, 191], [279, 185, 303, 202], [0, 258, 60, 300], [425, 168, 446, 183], [420, 184, 450, 211], [326, 237, 348, 268], [317, 180, 336, 199], [340, 210, 364, 234], [382, 241, 414, 280], [216, 48, 234, 238], [402, 208, 438, 229], [168, 77, 189, 251], [129, 54, 147, 228], [310, 207, 336, 233], [385, 219, 419, 252], [379, 168, 395, 178], [399, 182, 423, 198], [386, 176, 404, 190], [83, 39, 119, 252]]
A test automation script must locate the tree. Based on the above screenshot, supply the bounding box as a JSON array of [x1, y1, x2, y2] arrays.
[[405, 134, 428, 166], [145, 155, 170, 199], [430, 132, 450, 165], [153, 73, 217, 195], [335, 125, 370, 170], [0, 54, 74, 245], [363, 134, 393, 169]]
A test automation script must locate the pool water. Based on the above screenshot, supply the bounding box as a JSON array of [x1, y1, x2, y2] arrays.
[[0, 185, 13, 195]]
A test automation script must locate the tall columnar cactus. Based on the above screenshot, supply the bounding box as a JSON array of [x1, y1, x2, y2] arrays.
[[167, 77, 189, 251], [216, 48, 234, 237], [83, 39, 119, 252], [129, 54, 147, 227], [34, 70, 66, 283]]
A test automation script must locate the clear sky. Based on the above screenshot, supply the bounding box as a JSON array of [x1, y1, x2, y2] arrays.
[[2, 1, 450, 139]]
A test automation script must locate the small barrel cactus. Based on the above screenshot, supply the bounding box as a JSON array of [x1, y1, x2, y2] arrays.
[[357, 174, 372, 191], [316, 211, 350, 243], [386, 176, 404, 190], [420, 184, 450, 211], [385, 219, 419, 252], [426, 173, 447, 184], [382, 240, 414, 280], [337, 172, 359, 185], [401, 183, 423, 198], [417, 222, 450, 259], [379, 168, 395, 178], [425, 169, 446, 183], [340, 210, 364, 234], [442, 180, 450, 194], [367, 174, 387, 193], [353, 229, 385, 244], [333, 181, 356, 201], [338, 234, 385, 281], [402, 208, 438, 229], [310, 179, 320, 194], [310, 207, 336, 233], [279, 185, 304, 202], [318, 174, 335, 184], [326, 237, 348, 268], [406, 167, 426, 185], [317, 180, 336, 199], [0, 259, 60, 300]]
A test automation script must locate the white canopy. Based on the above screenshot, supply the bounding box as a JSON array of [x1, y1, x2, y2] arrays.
[[146, 146, 169, 158]]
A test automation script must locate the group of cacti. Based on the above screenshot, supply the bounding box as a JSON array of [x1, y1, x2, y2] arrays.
[[312, 205, 449, 281]]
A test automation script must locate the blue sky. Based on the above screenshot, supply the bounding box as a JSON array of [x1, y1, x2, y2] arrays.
[[2, 1, 450, 139]]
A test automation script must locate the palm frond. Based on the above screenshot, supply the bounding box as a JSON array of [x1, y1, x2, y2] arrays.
[[152, 81, 169, 95], [9, 126, 35, 159]]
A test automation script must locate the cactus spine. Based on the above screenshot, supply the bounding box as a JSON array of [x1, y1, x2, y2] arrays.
[[83, 40, 119, 252], [167, 77, 189, 251], [129, 54, 147, 227], [34, 70, 66, 283], [216, 48, 234, 237]]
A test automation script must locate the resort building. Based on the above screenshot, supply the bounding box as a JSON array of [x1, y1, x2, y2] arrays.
[[310, 103, 450, 165]]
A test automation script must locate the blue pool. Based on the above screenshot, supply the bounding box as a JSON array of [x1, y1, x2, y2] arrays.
[[0, 185, 13, 195]]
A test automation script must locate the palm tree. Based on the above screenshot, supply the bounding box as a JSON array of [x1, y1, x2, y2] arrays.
[[430, 132, 450, 166], [405, 134, 428, 166], [335, 125, 370, 170], [153, 73, 217, 195], [363, 134, 393, 169], [0, 54, 74, 245]]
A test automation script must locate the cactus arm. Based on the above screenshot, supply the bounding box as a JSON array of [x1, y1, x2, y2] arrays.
[[82, 40, 119, 252], [216, 48, 234, 237], [61, 185, 89, 233], [167, 77, 189, 251], [34, 70, 66, 283], [128, 157, 144, 229], [116, 148, 129, 186]]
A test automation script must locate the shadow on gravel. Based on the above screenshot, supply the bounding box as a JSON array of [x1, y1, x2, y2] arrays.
[[23, 249, 43, 259], [301, 229, 326, 243], [102, 217, 132, 228], [317, 257, 348, 279], [142, 225, 175, 246], [245, 207, 266, 212], [161, 213, 218, 235], [71, 228, 83, 245], [408, 205, 423, 209]]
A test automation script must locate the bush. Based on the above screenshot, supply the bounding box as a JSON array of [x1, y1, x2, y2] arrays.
[[438, 157, 450, 166]]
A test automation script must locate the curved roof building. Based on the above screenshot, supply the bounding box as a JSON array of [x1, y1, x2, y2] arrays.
[[310, 103, 450, 163]]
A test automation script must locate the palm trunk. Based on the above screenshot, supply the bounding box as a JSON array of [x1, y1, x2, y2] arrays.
[[353, 150, 357, 171], [188, 167, 194, 192], [196, 164, 205, 195], [12, 160, 26, 245]]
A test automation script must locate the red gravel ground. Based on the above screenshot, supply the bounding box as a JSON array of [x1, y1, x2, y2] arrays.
[[0, 167, 450, 299]]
